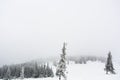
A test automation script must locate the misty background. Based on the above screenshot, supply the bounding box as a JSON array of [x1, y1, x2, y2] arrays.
[[0, 0, 120, 66]]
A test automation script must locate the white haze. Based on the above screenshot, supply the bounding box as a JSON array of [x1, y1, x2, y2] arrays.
[[0, 0, 120, 66]]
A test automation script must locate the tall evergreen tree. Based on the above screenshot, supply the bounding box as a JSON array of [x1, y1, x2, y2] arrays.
[[105, 51, 115, 74], [46, 63, 54, 77], [20, 66, 24, 79], [56, 43, 67, 80], [32, 63, 39, 78], [4, 67, 11, 80]]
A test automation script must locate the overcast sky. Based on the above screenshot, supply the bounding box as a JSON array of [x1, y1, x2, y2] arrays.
[[0, 0, 120, 66]]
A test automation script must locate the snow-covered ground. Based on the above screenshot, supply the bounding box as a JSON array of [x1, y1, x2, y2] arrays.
[[67, 61, 120, 80], [2, 61, 120, 80]]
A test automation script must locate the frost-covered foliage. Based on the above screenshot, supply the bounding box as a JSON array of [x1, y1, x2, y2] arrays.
[[20, 67, 24, 79], [4, 67, 11, 80], [56, 43, 67, 80], [0, 63, 54, 79]]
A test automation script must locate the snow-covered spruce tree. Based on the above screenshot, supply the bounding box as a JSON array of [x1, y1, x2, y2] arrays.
[[56, 43, 67, 80], [4, 67, 11, 80], [105, 51, 115, 74], [32, 62, 39, 78], [20, 66, 24, 80], [45, 63, 54, 77], [39, 65, 45, 78]]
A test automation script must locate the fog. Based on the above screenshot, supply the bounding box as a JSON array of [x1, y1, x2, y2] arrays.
[[0, 0, 120, 66]]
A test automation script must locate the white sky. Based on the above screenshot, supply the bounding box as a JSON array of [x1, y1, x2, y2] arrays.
[[0, 0, 120, 66]]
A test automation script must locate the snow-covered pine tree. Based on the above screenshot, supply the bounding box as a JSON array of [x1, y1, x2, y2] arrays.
[[20, 66, 24, 80], [105, 51, 115, 74], [46, 63, 54, 77], [32, 62, 39, 78], [56, 43, 67, 80], [4, 67, 11, 80]]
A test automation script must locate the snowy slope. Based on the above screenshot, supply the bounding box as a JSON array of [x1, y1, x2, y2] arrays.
[[67, 61, 120, 80], [1, 61, 119, 80]]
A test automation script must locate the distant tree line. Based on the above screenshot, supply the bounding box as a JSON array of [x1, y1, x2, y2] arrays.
[[67, 56, 106, 64], [0, 62, 54, 79]]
